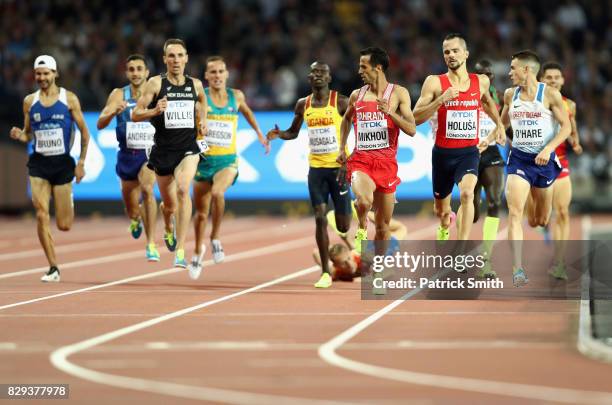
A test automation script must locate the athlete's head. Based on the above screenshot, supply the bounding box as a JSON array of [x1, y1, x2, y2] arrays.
[[163, 38, 188, 75], [33, 55, 57, 89], [442, 33, 469, 71], [509, 50, 540, 86], [359, 47, 389, 85], [474, 59, 494, 81], [329, 244, 357, 278], [308, 61, 331, 90], [125, 54, 149, 87], [205, 56, 228, 90], [540, 61, 565, 91]]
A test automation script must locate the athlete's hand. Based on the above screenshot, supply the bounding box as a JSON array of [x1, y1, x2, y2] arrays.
[[198, 120, 207, 137], [259, 135, 271, 155], [266, 124, 280, 141], [441, 87, 460, 103], [495, 125, 506, 146], [572, 142, 583, 155], [535, 147, 552, 166], [376, 98, 390, 114], [154, 96, 168, 115], [336, 165, 348, 188], [336, 150, 347, 166], [477, 138, 489, 154], [9, 127, 24, 142], [75, 161, 86, 184], [114, 100, 128, 116]]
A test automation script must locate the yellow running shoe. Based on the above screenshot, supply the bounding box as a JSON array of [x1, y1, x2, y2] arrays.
[[314, 272, 332, 288], [548, 263, 568, 281], [436, 226, 449, 241], [354, 228, 367, 254]]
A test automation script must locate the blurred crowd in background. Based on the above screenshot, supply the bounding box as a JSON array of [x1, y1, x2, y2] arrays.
[[1, 0, 610, 191]]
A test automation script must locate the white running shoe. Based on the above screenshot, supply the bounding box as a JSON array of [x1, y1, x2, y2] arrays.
[[211, 239, 225, 264], [41, 267, 60, 282], [188, 245, 206, 280]]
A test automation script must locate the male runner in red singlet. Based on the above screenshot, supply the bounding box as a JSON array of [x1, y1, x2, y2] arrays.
[[336, 47, 416, 254], [413, 34, 504, 241]]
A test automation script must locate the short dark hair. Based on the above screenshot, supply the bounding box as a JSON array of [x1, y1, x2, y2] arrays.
[[512, 49, 540, 73], [126, 54, 146, 66], [474, 59, 492, 76], [360, 47, 389, 71], [206, 55, 225, 65], [541, 61, 563, 73], [163, 38, 187, 54], [443, 33, 468, 50]]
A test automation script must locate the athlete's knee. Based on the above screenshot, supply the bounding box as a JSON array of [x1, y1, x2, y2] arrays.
[[375, 221, 390, 236], [211, 187, 226, 202], [140, 184, 155, 199], [314, 212, 327, 229], [486, 196, 501, 218], [176, 183, 190, 200], [354, 196, 372, 213], [433, 204, 450, 219], [556, 206, 570, 223], [194, 210, 207, 223], [336, 217, 350, 233], [56, 219, 72, 232], [459, 189, 474, 204], [35, 208, 50, 224]]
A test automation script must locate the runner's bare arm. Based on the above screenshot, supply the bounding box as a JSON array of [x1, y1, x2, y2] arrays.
[[132, 76, 163, 122], [413, 75, 455, 125], [193, 78, 207, 137], [236, 89, 269, 153], [68, 91, 90, 183], [336, 94, 350, 116], [97, 88, 125, 130], [266, 98, 305, 141], [479, 75, 504, 145], [568, 99, 582, 154], [9, 95, 34, 143], [501, 88, 513, 129], [534, 88, 571, 166], [337, 90, 358, 165], [378, 86, 416, 136]]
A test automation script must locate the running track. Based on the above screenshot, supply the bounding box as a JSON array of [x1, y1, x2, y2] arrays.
[[1, 214, 612, 404]]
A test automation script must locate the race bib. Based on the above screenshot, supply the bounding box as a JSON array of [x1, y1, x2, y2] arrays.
[[126, 122, 155, 149], [164, 100, 194, 129], [34, 127, 65, 156], [356, 120, 389, 150], [196, 139, 209, 153], [308, 126, 338, 154], [206, 119, 233, 148], [445, 110, 478, 139], [479, 112, 496, 140]]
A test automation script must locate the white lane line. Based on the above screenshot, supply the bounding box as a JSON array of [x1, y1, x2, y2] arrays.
[[0, 219, 311, 280], [50, 265, 351, 405], [0, 342, 17, 350], [0, 236, 312, 311], [578, 215, 612, 363], [319, 222, 612, 404]]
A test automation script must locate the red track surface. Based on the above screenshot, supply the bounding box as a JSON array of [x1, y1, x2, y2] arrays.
[[1, 214, 612, 404]]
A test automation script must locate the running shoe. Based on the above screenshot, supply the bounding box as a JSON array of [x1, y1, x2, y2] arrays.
[[41, 266, 60, 283], [477, 260, 497, 279], [164, 219, 177, 252], [548, 263, 568, 281], [211, 239, 225, 263], [436, 226, 450, 241], [354, 228, 367, 254], [512, 267, 529, 287], [188, 245, 206, 280], [146, 243, 160, 262], [129, 218, 143, 239], [314, 272, 332, 288], [174, 249, 187, 268]]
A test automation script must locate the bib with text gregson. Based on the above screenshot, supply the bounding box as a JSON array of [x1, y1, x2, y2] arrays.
[[164, 100, 194, 129], [205, 119, 233, 147], [34, 127, 65, 156], [308, 126, 338, 154], [126, 122, 155, 149], [356, 119, 389, 150], [446, 109, 478, 139]]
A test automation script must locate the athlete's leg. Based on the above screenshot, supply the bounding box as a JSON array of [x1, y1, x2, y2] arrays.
[[506, 174, 531, 269], [529, 186, 554, 228], [313, 203, 332, 274], [138, 164, 157, 245], [193, 180, 213, 257], [52, 182, 74, 232], [480, 165, 504, 254], [157, 175, 177, 235], [351, 171, 376, 230], [456, 173, 477, 240], [30, 177, 56, 267], [552, 177, 571, 241], [209, 167, 237, 240], [172, 154, 200, 252], [120, 179, 141, 221], [473, 180, 483, 224], [434, 195, 452, 229], [372, 191, 395, 255]]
